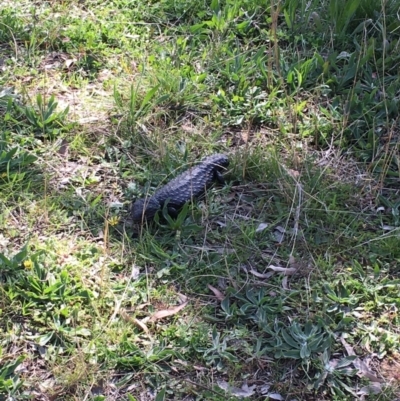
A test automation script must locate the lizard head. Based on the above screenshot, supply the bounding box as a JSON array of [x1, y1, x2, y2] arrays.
[[204, 153, 229, 171], [131, 197, 161, 223]]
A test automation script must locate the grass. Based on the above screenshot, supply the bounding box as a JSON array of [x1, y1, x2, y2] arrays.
[[1, 0, 400, 399]]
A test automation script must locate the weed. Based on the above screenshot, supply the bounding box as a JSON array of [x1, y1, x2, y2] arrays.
[[14, 94, 70, 139], [0, 356, 25, 400], [0, 140, 37, 182]]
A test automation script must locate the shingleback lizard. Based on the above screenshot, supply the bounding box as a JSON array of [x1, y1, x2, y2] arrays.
[[131, 153, 229, 223]]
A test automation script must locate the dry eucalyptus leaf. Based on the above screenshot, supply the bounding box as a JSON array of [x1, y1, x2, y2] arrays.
[[249, 269, 274, 279], [353, 358, 384, 382], [382, 224, 396, 231], [267, 265, 296, 275], [132, 318, 150, 334], [358, 383, 383, 395], [267, 393, 284, 400], [120, 309, 150, 334], [289, 255, 297, 267], [149, 301, 188, 322], [259, 384, 272, 394], [256, 222, 269, 233], [177, 293, 188, 303], [208, 284, 225, 301], [340, 338, 383, 383], [340, 337, 355, 355], [282, 276, 289, 289], [274, 226, 286, 233], [136, 303, 151, 310], [273, 226, 286, 243]]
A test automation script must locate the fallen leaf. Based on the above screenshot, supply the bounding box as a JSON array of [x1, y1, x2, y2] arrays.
[[267, 393, 284, 400], [132, 318, 150, 334], [57, 138, 69, 158], [131, 266, 140, 280], [208, 285, 225, 301], [149, 301, 188, 322], [39, 378, 57, 392], [65, 58, 76, 68], [174, 359, 188, 367], [382, 225, 396, 231], [177, 293, 188, 303], [120, 309, 150, 334], [240, 130, 249, 144], [340, 338, 384, 383], [288, 255, 297, 267], [217, 380, 229, 390], [217, 380, 256, 397], [249, 269, 274, 279], [216, 220, 227, 227], [37, 345, 46, 357], [358, 383, 383, 395], [273, 228, 285, 243], [136, 303, 151, 310], [259, 383, 272, 394], [353, 358, 384, 382], [181, 124, 197, 133], [267, 265, 296, 275], [256, 222, 269, 233], [215, 247, 236, 254], [282, 276, 289, 289], [218, 277, 228, 290], [288, 169, 300, 178], [340, 337, 355, 356]]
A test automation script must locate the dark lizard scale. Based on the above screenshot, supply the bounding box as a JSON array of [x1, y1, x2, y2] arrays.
[[131, 154, 229, 223]]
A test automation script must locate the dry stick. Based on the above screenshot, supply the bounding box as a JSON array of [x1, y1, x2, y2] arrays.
[[100, 208, 110, 294], [280, 164, 303, 260], [291, 181, 303, 252], [379, 120, 398, 183]]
